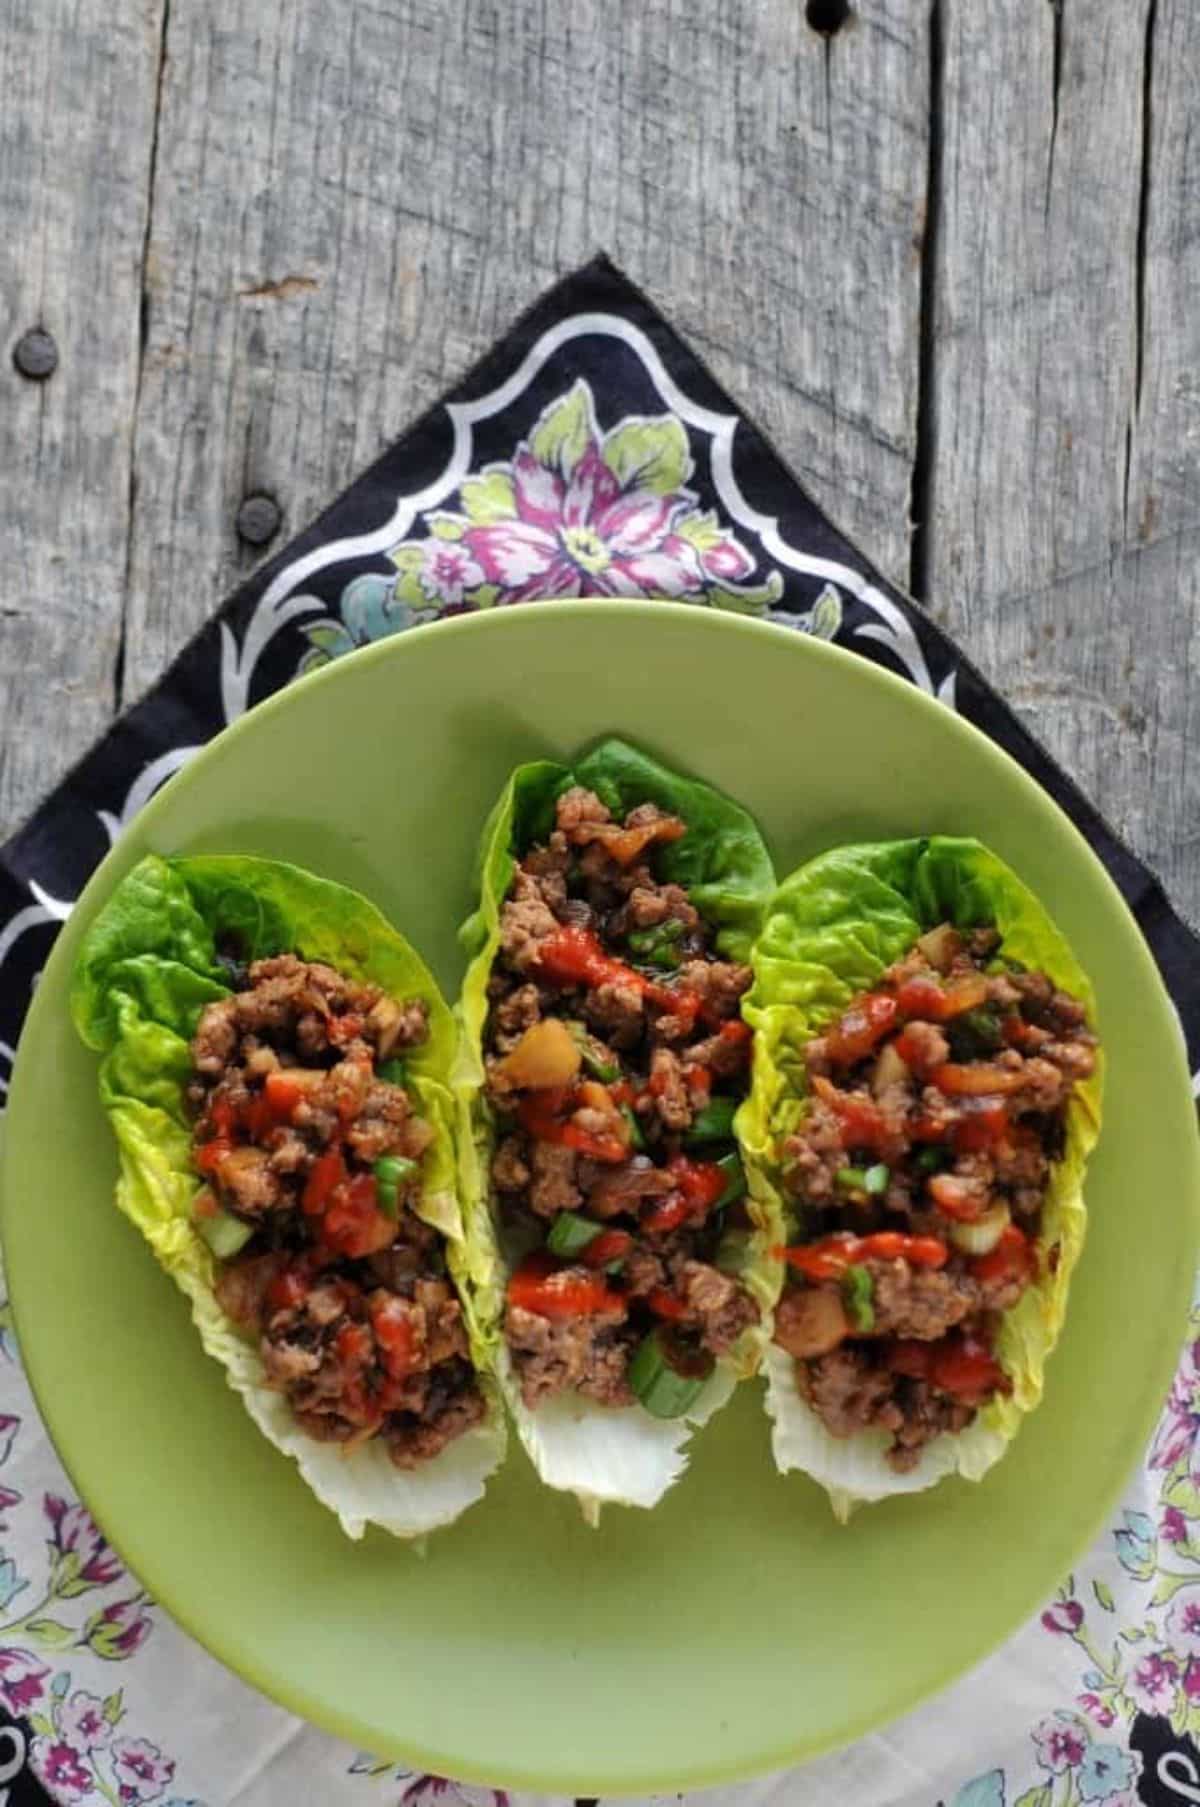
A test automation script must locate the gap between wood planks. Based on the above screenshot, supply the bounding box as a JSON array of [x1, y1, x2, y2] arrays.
[[115, 0, 171, 715], [1126, 0, 1158, 541]]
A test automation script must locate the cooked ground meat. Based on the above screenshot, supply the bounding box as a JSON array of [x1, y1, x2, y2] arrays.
[[584, 1157, 675, 1218], [867, 1259, 979, 1340], [673, 959, 752, 1021], [623, 1246, 668, 1296], [499, 870, 560, 970], [676, 1260, 760, 1353], [622, 883, 700, 932], [386, 1371, 488, 1467], [897, 1019, 949, 1071], [649, 1047, 692, 1131], [556, 786, 611, 833], [774, 924, 1097, 1470], [188, 956, 484, 1468], [505, 1303, 635, 1408], [492, 983, 542, 1047], [492, 1136, 532, 1192], [799, 1346, 904, 1440], [889, 1383, 974, 1471], [528, 1141, 581, 1217], [585, 980, 645, 1047], [193, 998, 237, 1072], [484, 785, 760, 1412]]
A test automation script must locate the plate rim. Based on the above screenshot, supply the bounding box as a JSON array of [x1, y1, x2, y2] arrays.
[[3, 599, 1197, 1795]]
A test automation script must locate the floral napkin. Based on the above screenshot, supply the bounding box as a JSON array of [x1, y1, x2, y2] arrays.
[[0, 256, 1197, 1807]]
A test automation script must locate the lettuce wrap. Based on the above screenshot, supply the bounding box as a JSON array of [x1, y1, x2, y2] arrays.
[[745, 836, 1103, 1516], [457, 738, 785, 1516], [71, 854, 505, 1539]]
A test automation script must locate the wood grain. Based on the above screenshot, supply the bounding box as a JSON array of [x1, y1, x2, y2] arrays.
[[0, 0, 166, 842], [1, 0, 1196, 934], [119, 0, 930, 700], [920, 0, 1199, 920]]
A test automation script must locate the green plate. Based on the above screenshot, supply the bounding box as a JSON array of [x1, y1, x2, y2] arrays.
[[3, 602, 1195, 1796]]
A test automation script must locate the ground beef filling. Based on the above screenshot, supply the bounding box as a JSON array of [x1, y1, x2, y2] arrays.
[[187, 953, 485, 1468], [772, 922, 1097, 1471], [486, 786, 761, 1411]]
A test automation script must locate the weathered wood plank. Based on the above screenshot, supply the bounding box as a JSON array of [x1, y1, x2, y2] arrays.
[[0, 0, 166, 842], [1122, 0, 1200, 916], [7, 0, 1194, 936], [120, 0, 930, 701], [921, 0, 1200, 921]]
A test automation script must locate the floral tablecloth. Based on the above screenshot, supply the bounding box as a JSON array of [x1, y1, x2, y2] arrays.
[[0, 257, 1197, 1807]]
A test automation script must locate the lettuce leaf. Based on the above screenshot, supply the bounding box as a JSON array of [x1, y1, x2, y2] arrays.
[[71, 854, 505, 1539], [746, 837, 1104, 1516], [457, 739, 784, 1516]]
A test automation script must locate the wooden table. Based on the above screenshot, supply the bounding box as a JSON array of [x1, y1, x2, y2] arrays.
[[2, 1, 1196, 920]]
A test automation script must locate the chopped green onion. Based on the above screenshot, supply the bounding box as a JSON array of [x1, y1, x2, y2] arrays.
[[628, 1329, 713, 1419], [685, 1097, 739, 1144], [621, 1105, 646, 1151], [627, 919, 686, 970], [195, 1208, 254, 1260], [947, 1202, 1011, 1256], [546, 1211, 603, 1258], [373, 1155, 419, 1218], [604, 1259, 626, 1277], [715, 1151, 747, 1208], [841, 1264, 876, 1333], [836, 1164, 889, 1196], [947, 1007, 1003, 1059], [628, 919, 685, 951], [377, 1058, 408, 1085], [913, 1146, 949, 1175], [563, 1022, 622, 1082]]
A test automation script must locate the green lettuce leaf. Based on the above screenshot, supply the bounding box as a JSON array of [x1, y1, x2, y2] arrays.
[[746, 837, 1104, 1516], [71, 854, 505, 1539], [456, 739, 784, 1516]]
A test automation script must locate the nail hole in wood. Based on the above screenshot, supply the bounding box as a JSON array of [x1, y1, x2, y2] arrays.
[[12, 328, 58, 381], [805, 0, 851, 35], [236, 493, 282, 547]]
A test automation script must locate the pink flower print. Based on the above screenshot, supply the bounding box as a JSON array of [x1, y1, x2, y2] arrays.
[[1126, 1648, 1180, 1714], [695, 534, 754, 582], [454, 384, 754, 607], [1079, 1692, 1117, 1728], [0, 1646, 49, 1713], [1150, 1337, 1200, 1474], [0, 1415, 20, 1466], [0, 1485, 21, 1529], [1032, 1715, 1087, 1772], [1162, 1505, 1190, 1544], [1167, 1587, 1200, 1657], [29, 1736, 92, 1802], [1042, 1599, 1085, 1634], [81, 1596, 153, 1660], [45, 1494, 123, 1589], [396, 1778, 509, 1807], [418, 540, 485, 608], [59, 1690, 111, 1753], [1185, 1657, 1200, 1701], [111, 1736, 174, 1803]]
